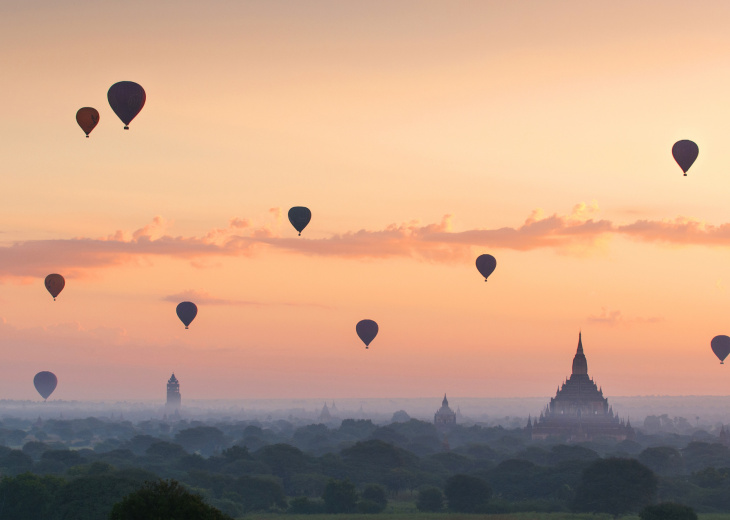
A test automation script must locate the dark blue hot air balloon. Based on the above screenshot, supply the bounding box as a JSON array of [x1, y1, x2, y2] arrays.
[[107, 81, 146, 129], [288, 206, 311, 236], [356, 319, 378, 349], [34, 371, 57, 400], [475, 254, 497, 281], [176, 302, 198, 329], [711, 335, 730, 364], [672, 140, 699, 176]]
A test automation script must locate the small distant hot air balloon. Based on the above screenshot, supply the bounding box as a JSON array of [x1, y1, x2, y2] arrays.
[[356, 319, 378, 349], [176, 302, 198, 329], [107, 81, 146, 129], [711, 335, 730, 364], [34, 371, 57, 400], [672, 140, 699, 176], [44, 274, 65, 301], [288, 207, 311, 236], [475, 254, 497, 281], [76, 107, 99, 137]]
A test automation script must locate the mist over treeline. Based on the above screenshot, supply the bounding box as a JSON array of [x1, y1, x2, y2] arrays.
[[4, 395, 730, 426], [1, 396, 729, 518]]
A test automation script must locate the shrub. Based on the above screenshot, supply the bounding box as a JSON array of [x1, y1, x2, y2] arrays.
[[416, 486, 444, 512], [640, 502, 697, 520], [444, 474, 491, 513]]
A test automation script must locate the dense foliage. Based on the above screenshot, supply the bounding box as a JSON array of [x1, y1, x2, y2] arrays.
[[0, 414, 728, 517]]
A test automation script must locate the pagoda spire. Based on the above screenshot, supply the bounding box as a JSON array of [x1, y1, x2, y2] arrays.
[[572, 331, 588, 375]]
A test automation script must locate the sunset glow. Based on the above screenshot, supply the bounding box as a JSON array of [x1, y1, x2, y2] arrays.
[[3, 1, 730, 401]]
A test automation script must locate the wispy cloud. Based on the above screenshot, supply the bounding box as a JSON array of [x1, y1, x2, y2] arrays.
[[2, 203, 730, 279], [162, 290, 331, 309], [587, 307, 664, 327]]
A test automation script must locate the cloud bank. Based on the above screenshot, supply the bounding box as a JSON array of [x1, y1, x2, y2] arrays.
[[1, 203, 729, 278]]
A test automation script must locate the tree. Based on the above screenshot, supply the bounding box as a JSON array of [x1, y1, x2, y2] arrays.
[[228, 475, 287, 512], [573, 458, 657, 516], [175, 427, 226, 456], [53, 471, 149, 520], [0, 473, 65, 520], [322, 478, 359, 513], [108, 479, 233, 520], [444, 474, 491, 513], [288, 496, 325, 514], [416, 486, 444, 512], [640, 502, 697, 520], [638, 446, 684, 476], [359, 484, 387, 513], [22, 441, 49, 461]]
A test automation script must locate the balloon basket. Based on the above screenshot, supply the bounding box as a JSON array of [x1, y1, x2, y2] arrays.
[[86, 135, 89, 138], [185, 326, 189, 330], [124, 126, 129, 130], [684, 173, 687, 176]]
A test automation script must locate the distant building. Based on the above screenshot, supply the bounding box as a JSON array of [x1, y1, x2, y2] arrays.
[[166, 373, 181, 412], [318, 402, 331, 422], [530, 333, 633, 442], [720, 425, 730, 446], [434, 394, 456, 428]]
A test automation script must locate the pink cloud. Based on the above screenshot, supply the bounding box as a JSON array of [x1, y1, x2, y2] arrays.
[[1, 204, 730, 279]]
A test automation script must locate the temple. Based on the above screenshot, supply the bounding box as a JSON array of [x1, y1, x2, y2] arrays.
[[166, 373, 181, 412], [434, 394, 456, 428], [318, 402, 332, 422], [529, 333, 633, 442]]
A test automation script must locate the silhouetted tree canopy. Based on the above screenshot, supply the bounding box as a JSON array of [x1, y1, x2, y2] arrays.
[[322, 478, 359, 513], [640, 502, 697, 520], [444, 474, 491, 513], [416, 486, 444, 512], [573, 458, 657, 516], [108, 479, 233, 520]]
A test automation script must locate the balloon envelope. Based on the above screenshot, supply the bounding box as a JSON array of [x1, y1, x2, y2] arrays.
[[475, 254, 497, 281], [288, 207, 312, 235], [44, 274, 65, 300], [107, 81, 146, 129], [34, 371, 57, 400], [711, 335, 730, 364], [672, 140, 699, 175], [356, 319, 378, 348], [176, 302, 198, 329], [76, 107, 99, 137]]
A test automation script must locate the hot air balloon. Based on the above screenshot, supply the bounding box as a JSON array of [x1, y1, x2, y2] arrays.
[[672, 140, 699, 176], [475, 254, 497, 281], [34, 371, 57, 400], [711, 335, 730, 364], [288, 206, 311, 236], [44, 274, 65, 300], [107, 81, 146, 129], [76, 107, 99, 137], [176, 302, 198, 329], [356, 319, 378, 349]]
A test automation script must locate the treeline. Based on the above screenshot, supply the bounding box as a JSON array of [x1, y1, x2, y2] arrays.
[[1, 417, 730, 517]]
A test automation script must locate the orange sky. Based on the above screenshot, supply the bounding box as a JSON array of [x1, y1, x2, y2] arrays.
[[2, 1, 730, 401]]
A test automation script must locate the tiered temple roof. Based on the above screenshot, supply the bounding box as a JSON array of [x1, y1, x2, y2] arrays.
[[530, 333, 633, 442], [434, 394, 456, 428]]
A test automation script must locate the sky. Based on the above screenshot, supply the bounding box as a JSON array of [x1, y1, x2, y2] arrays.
[[2, 0, 730, 401]]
